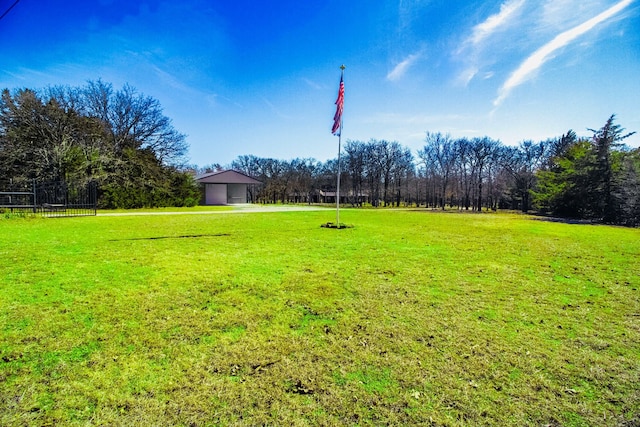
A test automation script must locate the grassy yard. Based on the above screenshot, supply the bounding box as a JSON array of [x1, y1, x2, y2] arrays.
[[1, 209, 639, 426]]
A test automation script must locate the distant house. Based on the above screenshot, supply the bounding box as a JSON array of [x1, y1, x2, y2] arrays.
[[195, 170, 262, 205]]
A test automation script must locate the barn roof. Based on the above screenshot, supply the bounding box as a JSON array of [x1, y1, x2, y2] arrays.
[[195, 170, 262, 184]]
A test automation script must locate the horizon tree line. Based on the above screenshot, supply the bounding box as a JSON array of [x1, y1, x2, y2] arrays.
[[211, 115, 638, 225], [2, 81, 638, 225]]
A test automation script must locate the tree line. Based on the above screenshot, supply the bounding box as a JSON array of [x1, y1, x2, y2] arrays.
[[0, 81, 200, 208], [222, 139, 414, 208], [215, 115, 638, 226], [2, 81, 638, 225]]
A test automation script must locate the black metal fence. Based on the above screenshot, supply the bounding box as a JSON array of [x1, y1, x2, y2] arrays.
[[0, 181, 97, 217]]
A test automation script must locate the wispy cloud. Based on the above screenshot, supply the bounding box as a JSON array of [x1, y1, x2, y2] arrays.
[[364, 112, 467, 126], [456, 0, 526, 85], [468, 0, 526, 46], [262, 97, 291, 120], [1, 67, 54, 82], [387, 51, 423, 81], [301, 77, 322, 90], [151, 65, 199, 94], [494, 0, 634, 106]]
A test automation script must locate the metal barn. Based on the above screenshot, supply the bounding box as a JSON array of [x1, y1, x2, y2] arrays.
[[196, 170, 261, 205]]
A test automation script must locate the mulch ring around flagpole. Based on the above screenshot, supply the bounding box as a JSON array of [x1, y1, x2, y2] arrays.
[[320, 222, 353, 229]]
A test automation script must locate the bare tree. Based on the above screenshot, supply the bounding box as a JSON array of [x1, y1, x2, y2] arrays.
[[418, 132, 456, 209], [77, 80, 188, 166], [344, 140, 367, 206], [468, 137, 500, 211], [391, 146, 414, 206]]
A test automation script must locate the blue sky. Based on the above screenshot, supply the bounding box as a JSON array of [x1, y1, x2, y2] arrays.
[[1, 0, 639, 166]]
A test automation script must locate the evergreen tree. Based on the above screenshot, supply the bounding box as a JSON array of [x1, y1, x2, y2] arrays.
[[587, 115, 635, 222]]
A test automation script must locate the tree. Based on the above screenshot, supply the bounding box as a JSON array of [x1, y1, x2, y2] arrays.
[[587, 114, 635, 222], [363, 142, 382, 206], [418, 132, 456, 209], [532, 116, 636, 223], [547, 130, 577, 165], [344, 140, 367, 206], [0, 89, 51, 184], [231, 154, 267, 203], [287, 158, 318, 204], [484, 146, 509, 211], [533, 139, 592, 217], [617, 149, 640, 226], [453, 138, 475, 210], [535, 115, 637, 224], [74, 80, 189, 166], [468, 136, 500, 211], [502, 140, 548, 212], [391, 146, 414, 206], [0, 89, 107, 185], [1, 82, 197, 208], [371, 140, 407, 206]]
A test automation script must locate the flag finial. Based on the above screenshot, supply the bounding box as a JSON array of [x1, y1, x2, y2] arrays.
[[340, 64, 346, 71]]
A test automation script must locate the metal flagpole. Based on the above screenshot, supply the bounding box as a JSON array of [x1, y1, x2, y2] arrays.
[[336, 65, 345, 227], [336, 128, 342, 226]]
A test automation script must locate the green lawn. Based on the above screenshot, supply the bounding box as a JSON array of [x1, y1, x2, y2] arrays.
[[1, 209, 639, 426]]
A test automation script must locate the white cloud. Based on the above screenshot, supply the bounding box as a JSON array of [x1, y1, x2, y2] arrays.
[[151, 65, 199, 94], [539, 0, 619, 32], [364, 112, 467, 126], [387, 52, 422, 81], [540, 0, 579, 30], [494, 0, 634, 106], [456, 0, 526, 86], [301, 78, 322, 90], [458, 66, 479, 86], [262, 97, 291, 120], [468, 0, 526, 46]]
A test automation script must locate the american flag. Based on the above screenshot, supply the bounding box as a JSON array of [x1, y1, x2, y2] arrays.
[[331, 75, 344, 135]]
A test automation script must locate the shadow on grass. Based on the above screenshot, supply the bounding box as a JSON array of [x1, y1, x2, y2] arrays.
[[320, 222, 353, 229], [532, 216, 596, 225], [109, 233, 231, 241]]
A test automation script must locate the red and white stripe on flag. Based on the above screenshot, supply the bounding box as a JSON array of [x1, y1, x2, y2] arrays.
[[332, 76, 344, 135]]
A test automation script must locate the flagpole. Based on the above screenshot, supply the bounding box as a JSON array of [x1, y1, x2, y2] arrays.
[[336, 65, 345, 227], [336, 125, 342, 226]]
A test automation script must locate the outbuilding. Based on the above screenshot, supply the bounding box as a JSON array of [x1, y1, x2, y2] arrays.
[[196, 170, 262, 205]]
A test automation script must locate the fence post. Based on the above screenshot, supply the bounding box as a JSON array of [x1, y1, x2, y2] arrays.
[[32, 179, 37, 213]]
